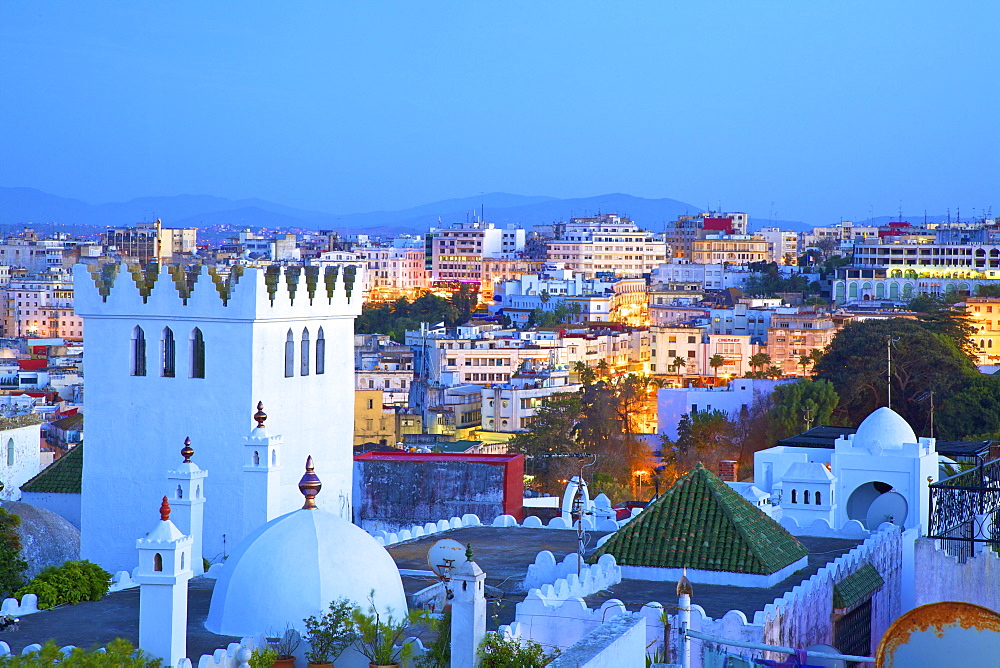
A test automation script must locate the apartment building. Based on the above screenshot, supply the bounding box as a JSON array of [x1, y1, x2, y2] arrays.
[[480, 366, 581, 434], [424, 221, 525, 286], [690, 235, 769, 265], [756, 227, 799, 264], [546, 214, 669, 278], [355, 334, 415, 406], [480, 257, 546, 300], [102, 219, 197, 262], [664, 212, 749, 259], [494, 266, 647, 326], [355, 244, 430, 300], [2, 275, 82, 340], [766, 310, 841, 376]]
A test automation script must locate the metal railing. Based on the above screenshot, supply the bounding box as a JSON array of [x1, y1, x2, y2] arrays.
[[928, 457, 1000, 561]]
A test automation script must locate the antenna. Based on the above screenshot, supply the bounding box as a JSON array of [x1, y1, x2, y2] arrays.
[[887, 335, 900, 409]]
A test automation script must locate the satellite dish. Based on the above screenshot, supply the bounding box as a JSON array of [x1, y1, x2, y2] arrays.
[[802, 644, 846, 668], [427, 539, 467, 578], [866, 491, 908, 529]]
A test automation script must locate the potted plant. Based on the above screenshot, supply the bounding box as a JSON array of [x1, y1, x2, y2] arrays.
[[249, 646, 279, 668], [303, 597, 357, 667], [270, 624, 301, 667], [352, 593, 429, 668]]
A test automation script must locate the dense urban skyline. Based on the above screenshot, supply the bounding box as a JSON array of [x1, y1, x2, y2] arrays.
[[2, 2, 997, 226]]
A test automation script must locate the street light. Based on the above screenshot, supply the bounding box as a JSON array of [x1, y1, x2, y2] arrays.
[[634, 470, 648, 500]]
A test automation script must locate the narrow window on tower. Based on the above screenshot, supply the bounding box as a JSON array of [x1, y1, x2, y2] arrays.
[[285, 329, 294, 377], [301, 328, 310, 376], [161, 327, 176, 377], [316, 327, 325, 374], [190, 328, 205, 378], [131, 326, 147, 376]]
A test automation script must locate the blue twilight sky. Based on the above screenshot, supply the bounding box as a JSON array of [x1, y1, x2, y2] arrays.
[[1, 2, 997, 224]]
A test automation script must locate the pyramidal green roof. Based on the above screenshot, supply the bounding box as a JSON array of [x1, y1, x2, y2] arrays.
[[592, 463, 808, 575], [20, 444, 83, 494]]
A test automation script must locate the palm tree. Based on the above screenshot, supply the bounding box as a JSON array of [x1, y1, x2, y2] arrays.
[[809, 348, 824, 367], [749, 352, 771, 374], [799, 354, 811, 376], [767, 363, 784, 379], [709, 354, 725, 380], [672, 356, 687, 376]]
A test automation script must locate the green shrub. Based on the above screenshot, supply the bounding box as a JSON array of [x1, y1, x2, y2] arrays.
[[0, 507, 27, 598], [478, 633, 558, 668], [248, 646, 278, 668], [0, 638, 160, 666], [13, 560, 112, 609]]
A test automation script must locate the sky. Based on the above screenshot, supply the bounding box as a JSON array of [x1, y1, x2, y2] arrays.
[[1, 2, 997, 225]]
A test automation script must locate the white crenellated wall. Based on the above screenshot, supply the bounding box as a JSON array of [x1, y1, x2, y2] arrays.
[[0, 593, 39, 617], [76, 263, 363, 573], [914, 537, 1000, 613], [778, 515, 870, 539], [522, 552, 621, 598]]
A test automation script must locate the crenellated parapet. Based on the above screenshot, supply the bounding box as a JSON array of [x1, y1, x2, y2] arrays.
[[74, 263, 364, 321]]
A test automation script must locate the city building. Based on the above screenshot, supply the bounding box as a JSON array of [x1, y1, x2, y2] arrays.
[[355, 243, 430, 301], [766, 309, 843, 376], [1, 274, 82, 340], [690, 235, 769, 265], [664, 211, 749, 260], [424, 221, 525, 287], [546, 214, 669, 278], [354, 334, 415, 406], [963, 297, 1000, 365], [756, 227, 799, 264], [101, 220, 197, 263]]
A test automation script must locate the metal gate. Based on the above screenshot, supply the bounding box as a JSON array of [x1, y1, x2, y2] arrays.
[[834, 598, 872, 667]]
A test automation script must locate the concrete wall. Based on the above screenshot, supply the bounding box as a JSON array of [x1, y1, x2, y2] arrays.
[[0, 424, 42, 502], [355, 459, 507, 531], [18, 491, 81, 529], [548, 614, 646, 668], [914, 538, 1000, 613]]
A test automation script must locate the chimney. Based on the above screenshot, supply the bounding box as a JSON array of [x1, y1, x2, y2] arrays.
[[718, 460, 738, 482]]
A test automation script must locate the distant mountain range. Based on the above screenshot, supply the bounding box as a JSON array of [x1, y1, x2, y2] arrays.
[[4, 186, 904, 237]]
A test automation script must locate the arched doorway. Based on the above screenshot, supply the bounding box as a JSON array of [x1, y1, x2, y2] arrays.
[[846, 481, 906, 528]]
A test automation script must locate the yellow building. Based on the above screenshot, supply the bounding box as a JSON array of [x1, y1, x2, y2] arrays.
[[965, 298, 1000, 365], [691, 236, 769, 265]]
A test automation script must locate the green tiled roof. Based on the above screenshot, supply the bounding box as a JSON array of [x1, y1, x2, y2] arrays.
[[592, 463, 808, 575], [833, 563, 884, 609], [20, 444, 83, 494]]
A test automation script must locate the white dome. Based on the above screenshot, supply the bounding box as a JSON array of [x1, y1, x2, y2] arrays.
[[853, 407, 917, 451], [206, 507, 407, 636]]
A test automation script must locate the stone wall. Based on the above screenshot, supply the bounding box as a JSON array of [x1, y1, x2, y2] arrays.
[[914, 538, 1000, 613]]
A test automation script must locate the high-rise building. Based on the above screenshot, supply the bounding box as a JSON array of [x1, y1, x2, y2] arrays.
[[546, 214, 669, 278]]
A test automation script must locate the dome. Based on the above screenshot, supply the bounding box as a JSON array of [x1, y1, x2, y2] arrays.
[[206, 458, 407, 637], [853, 407, 917, 452], [0, 500, 80, 578]]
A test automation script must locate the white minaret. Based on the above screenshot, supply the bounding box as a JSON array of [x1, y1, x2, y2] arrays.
[[450, 554, 487, 668], [136, 496, 193, 667], [677, 570, 693, 668], [243, 402, 283, 539], [166, 437, 207, 575]]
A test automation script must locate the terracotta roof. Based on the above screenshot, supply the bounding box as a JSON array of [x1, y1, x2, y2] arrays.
[[592, 463, 807, 574], [833, 563, 884, 608], [50, 412, 84, 431], [20, 444, 83, 494]]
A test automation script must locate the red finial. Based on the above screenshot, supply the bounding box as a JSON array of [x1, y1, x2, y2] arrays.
[[160, 496, 171, 521], [254, 401, 267, 429]]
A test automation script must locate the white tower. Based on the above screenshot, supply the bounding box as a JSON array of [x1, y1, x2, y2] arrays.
[[243, 402, 283, 539], [166, 437, 207, 575], [450, 555, 486, 668], [76, 263, 363, 571], [136, 496, 193, 667]]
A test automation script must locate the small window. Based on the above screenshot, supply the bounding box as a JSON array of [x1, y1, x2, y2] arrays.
[[153, 553, 163, 572], [804, 491, 810, 504], [815, 491, 821, 505], [285, 330, 294, 377], [368, 399, 374, 410], [131, 326, 147, 376], [161, 327, 175, 377], [190, 328, 205, 378], [316, 328, 325, 375], [6, 438, 13, 466], [301, 328, 310, 376], [791, 489, 797, 504]]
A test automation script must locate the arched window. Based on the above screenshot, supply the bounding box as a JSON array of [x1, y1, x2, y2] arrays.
[[271, 450, 277, 466], [161, 328, 176, 377], [301, 328, 310, 376], [6, 438, 13, 466], [153, 553, 163, 572], [815, 491, 822, 505], [190, 328, 205, 378], [131, 326, 146, 376], [285, 330, 294, 377], [253, 450, 260, 466], [181, 553, 185, 570], [176, 484, 183, 499], [804, 490, 810, 504], [791, 489, 797, 504], [316, 327, 326, 375]]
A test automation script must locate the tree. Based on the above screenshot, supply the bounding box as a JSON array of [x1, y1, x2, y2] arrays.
[[573, 361, 596, 385], [768, 379, 840, 441], [672, 356, 688, 375], [976, 284, 1000, 298], [808, 348, 824, 366], [508, 393, 583, 492], [814, 318, 976, 433], [0, 507, 27, 598], [662, 410, 739, 480], [749, 352, 771, 373], [799, 355, 811, 376], [709, 354, 725, 378]]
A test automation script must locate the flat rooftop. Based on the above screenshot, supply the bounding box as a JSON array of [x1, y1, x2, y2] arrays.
[[584, 536, 863, 620]]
